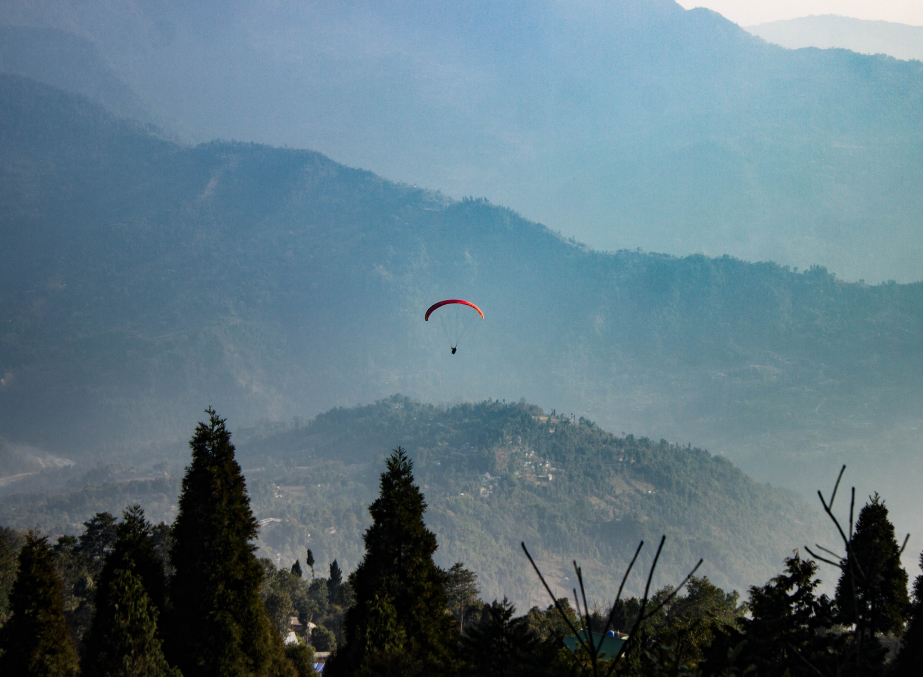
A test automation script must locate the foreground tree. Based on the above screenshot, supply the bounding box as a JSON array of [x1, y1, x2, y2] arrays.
[[327, 560, 343, 606], [834, 494, 909, 639], [83, 505, 169, 673], [891, 549, 923, 676], [326, 448, 458, 676], [0, 533, 80, 676], [703, 552, 840, 676], [89, 566, 179, 677], [167, 409, 294, 677], [0, 527, 26, 625], [77, 512, 119, 571], [807, 473, 910, 676], [284, 642, 316, 677], [445, 562, 480, 630], [636, 576, 743, 668], [462, 597, 564, 677]]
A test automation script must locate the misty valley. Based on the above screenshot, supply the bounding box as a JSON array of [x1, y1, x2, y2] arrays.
[[2, 1, 923, 675]]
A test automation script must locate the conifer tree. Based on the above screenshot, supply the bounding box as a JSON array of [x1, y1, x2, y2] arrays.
[[0, 532, 80, 676], [90, 566, 180, 677], [891, 549, 923, 677], [462, 597, 555, 677], [291, 560, 303, 579], [445, 562, 481, 630], [326, 448, 457, 676], [703, 552, 841, 676], [167, 408, 295, 677], [77, 512, 119, 572], [306, 550, 315, 580], [0, 527, 26, 626], [327, 560, 342, 606], [834, 494, 909, 638], [83, 505, 170, 674]]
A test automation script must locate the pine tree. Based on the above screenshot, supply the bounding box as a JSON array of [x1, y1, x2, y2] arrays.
[[834, 494, 910, 638], [444, 562, 480, 630], [77, 512, 119, 572], [327, 560, 342, 606], [891, 549, 923, 677], [291, 560, 303, 579], [83, 505, 171, 674], [462, 597, 552, 677], [326, 448, 458, 676], [306, 550, 315, 580], [0, 532, 80, 676], [703, 552, 841, 676], [167, 408, 295, 677], [0, 527, 26, 625], [90, 566, 180, 677]]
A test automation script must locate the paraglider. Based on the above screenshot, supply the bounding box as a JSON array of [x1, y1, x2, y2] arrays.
[[425, 299, 483, 354]]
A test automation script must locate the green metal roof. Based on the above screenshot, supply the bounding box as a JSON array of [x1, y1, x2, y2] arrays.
[[563, 630, 627, 661]]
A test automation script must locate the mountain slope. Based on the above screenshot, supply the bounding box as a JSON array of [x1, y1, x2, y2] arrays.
[[4, 1, 923, 280], [0, 397, 833, 606], [2, 75, 922, 549]]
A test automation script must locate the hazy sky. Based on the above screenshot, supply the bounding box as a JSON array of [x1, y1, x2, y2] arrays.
[[676, 0, 923, 26]]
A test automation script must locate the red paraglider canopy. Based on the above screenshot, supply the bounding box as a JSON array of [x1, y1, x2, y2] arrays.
[[425, 299, 484, 321]]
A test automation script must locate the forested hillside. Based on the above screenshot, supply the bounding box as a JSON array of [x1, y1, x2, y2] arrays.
[[2, 73, 922, 540], [6, 0, 923, 281], [0, 397, 830, 607]]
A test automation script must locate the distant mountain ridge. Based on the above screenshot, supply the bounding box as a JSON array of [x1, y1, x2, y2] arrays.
[[1, 74, 922, 552], [746, 15, 923, 63], [0, 25, 162, 129], [4, 0, 923, 281]]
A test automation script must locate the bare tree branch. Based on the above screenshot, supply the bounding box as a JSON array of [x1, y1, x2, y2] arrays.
[[521, 542, 593, 665], [600, 541, 643, 639], [804, 547, 841, 569], [829, 464, 845, 506]]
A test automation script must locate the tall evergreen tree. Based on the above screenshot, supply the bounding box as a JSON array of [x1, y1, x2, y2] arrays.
[[462, 597, 559, 677], [306, 550, 315, 580], [326, 448, 458, 676], [291, 560, 303, 579], [83, 505, 170, 674], [444, 562, 480, 630], [891, 549, 923, 677], [0, 527, 26, 626], [167, 409, 295, 677], [0, 532, 80, 676], [834, 494, 909, 638], [703, 552, 841, 677], [77, 512, 119, 571], [89, 566, 179, 677], [327, 560, 342, 606]]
